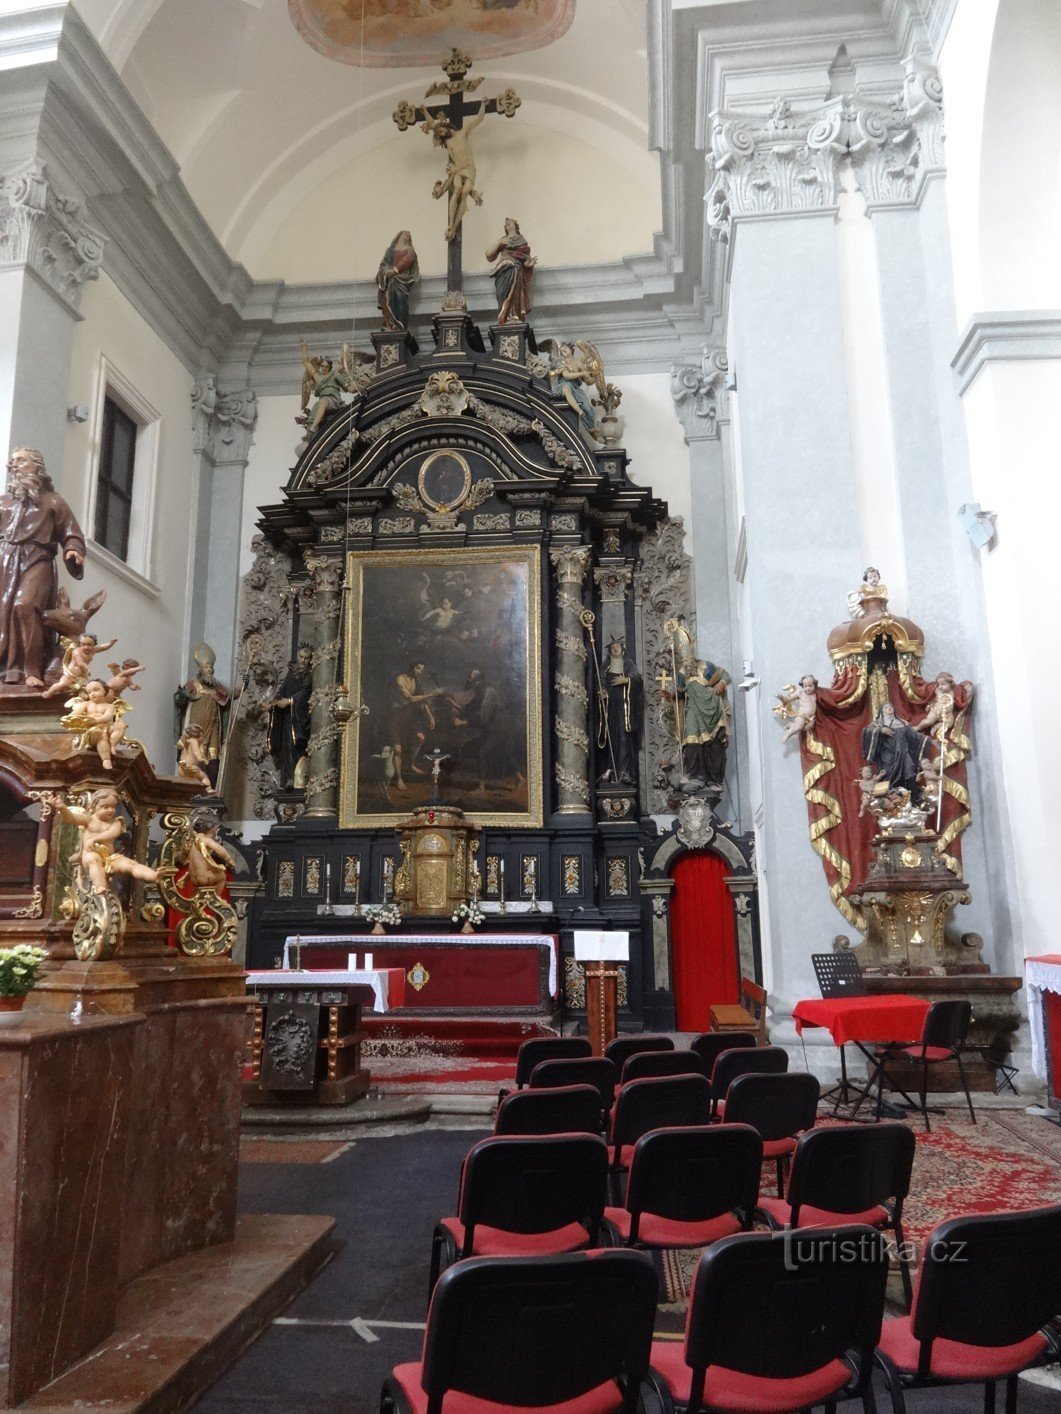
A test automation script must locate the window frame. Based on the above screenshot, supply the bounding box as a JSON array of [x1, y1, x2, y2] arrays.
[[85, 356, 161, 594]]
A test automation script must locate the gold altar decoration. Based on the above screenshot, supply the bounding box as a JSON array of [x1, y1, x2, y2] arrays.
[[62, 868, 124, 962], [156, 811, 239, 957], [392, 805, 481, 917]]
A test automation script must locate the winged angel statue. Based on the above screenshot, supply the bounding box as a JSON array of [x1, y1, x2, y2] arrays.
[[537, 339, 621, 443], [296, 338, 375, 453]]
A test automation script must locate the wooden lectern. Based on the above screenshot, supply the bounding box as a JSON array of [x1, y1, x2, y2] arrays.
[[575, 930, 630, 1057]]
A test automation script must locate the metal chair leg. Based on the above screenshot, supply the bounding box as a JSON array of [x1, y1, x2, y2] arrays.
[[956, 1048, 977, 1124], [1005, 1373, 1018, 1414], [919, 1062, 931, 1133], [893, 1217, 913, 1310], [984, 1380, 997, 1414], [874, 1354, 908, 1414], [776, 1157, 785, 1198]]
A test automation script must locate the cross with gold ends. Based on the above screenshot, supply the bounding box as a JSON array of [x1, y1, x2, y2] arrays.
[[392, 48, 521, 294]]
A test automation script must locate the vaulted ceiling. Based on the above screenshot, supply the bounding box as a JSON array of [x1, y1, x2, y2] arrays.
[[74, 0, 661, 284]]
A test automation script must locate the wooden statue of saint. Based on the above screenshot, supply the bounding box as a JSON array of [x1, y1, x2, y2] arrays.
[[267, 645, 313, 790], [597, 639, 642, 786]]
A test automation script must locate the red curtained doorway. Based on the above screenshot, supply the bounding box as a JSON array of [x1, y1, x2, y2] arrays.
[[669, 850, 739, 1032]]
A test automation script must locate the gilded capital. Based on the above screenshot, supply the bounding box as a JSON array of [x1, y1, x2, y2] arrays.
[[593, 565, 633, 605], [304, 552, 343, 596], [549, 545, 591, 587]]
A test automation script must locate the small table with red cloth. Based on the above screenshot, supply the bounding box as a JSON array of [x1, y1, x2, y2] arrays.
[[1026, 955, 1061, 1124], [793, 994, 931, 1119]]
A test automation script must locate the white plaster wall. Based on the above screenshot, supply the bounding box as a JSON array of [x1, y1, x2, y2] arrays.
[[619, 372, 691, 533], [239, 393, 301, 580], [61, 272, 196, 777]]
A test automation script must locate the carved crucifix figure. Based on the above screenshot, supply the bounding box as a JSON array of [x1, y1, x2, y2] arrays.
[[392, 49, 521, 292]]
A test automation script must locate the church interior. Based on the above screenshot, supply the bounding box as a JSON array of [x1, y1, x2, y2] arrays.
[[1, 0, 1060, 1409]]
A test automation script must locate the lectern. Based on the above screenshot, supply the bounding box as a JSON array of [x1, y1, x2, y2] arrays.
[[574, 930, 630, 1056]]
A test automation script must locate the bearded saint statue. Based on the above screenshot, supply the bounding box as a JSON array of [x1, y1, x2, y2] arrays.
[[0, 447, 86, 688]]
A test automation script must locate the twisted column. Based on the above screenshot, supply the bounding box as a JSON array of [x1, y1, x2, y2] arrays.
[[304, 552, 343, 818], [550, 546, 591, 816]]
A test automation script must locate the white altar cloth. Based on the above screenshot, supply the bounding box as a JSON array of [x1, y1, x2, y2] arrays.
[[246, 968, 397, 1014], [283, 932, 559, 998], [1026, 955, 1061, 1079]]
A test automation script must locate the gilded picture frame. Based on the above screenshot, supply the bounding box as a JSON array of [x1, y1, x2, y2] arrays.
[[340, 546, 543, 828]]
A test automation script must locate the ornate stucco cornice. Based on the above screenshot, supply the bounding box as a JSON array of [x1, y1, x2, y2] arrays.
[[706, 55, 944, 238], [0, 160, 105, 310], [669, 347, 730, 442]]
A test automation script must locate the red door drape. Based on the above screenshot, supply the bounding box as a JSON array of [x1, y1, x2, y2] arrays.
[[669, 850, 738, 1032]]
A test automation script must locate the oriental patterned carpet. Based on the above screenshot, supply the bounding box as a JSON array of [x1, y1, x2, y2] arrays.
[[660, 1111, 1061, 1306]]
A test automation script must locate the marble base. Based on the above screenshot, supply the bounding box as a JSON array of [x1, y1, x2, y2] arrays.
[[18, 1213, 335, 1411]]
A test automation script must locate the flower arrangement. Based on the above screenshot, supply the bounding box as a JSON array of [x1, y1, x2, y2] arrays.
[[451, 899, 485, 930], [363, 902, 402, 934], [0, 946, 46, 1021], [449, 899, 483, 933]]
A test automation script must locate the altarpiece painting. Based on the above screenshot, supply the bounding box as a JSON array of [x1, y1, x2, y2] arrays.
[[340, 546, 542, 828]]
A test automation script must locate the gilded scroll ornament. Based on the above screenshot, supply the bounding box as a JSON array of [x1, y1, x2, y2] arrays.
[[156, 810, 239, 957]]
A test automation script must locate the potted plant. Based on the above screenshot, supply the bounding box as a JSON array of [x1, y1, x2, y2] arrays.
[[0, 945, 47, 1025], [363, 901, 402, 936], [451, 899, 485, 935]]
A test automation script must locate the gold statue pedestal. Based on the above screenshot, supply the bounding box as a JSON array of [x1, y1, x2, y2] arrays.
[[849, 830, 979, 976], [393, 805, 481, 917]]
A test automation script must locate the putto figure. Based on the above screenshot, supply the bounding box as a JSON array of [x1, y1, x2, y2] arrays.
[[774, 674, 818, 742], [41, 632, 117, 699], [486, 218, 536, 323], [377, 230, 420, 331], [50, 787, 158, 895], [0, 447, 86, 688]]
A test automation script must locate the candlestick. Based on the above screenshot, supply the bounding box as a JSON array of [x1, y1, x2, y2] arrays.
[[499, 856, 506, 914], [354, 858, 361, 915]]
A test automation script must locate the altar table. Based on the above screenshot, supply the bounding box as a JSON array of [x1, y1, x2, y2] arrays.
[[1026, 955, 1061, 1115], [283, 934, 559, 1013], [794, 993, 931, 1119], [244, 968, 403, 1106]]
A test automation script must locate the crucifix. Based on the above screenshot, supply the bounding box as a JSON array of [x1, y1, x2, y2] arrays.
[[392, 48, 521, 293]]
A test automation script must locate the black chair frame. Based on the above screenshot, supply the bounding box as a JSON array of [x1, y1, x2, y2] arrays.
[[494, 1082, 603, 1137], [866, 999, 976, 1131], [620, 1048, 707, 1083], [709, 1043, 789, 1119], [500, 1035, 592, 1103], [690, 1031, 757, 1073], [604, 1033, 674, 1074], [723, 1070, 820, 1197], [528, 1055, 618, 1129]]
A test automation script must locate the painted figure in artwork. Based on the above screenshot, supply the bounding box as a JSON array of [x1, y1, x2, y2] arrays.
[[775, 674, 819, 742], [377, 230, 420, 331], [41, 632, 118, 699], [486, 218, 536, 323], [388, 660, 444, 790], [49, 788, 158, 895], [597, 639, 642, 785], [423, 106, 487, 241], [175, 643, 230, 779], [861, 701, 930, 796], [267, 645, 313, 790], [0, 447, 87, 688]]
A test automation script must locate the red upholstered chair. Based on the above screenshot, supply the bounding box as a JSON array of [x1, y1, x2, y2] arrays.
[[871, 999, 976, 1131], [621, 1047, 707, 1083], [691, 1031, 757, 1074], [708, 1043, 788, 1120], [494, 1083, 603, 1137], [428, 1133, 608, 1296], [608, 1073, 712, 1197], [604, 1033, 674, 1073], [528, 1056, 618, 1129], [650, 1226, 889, 1414], [603, 1124, 761, 1252], [722, 1071, 820, 1197], [381, 1250, 664, 1414], [756, 1122, 917, 1307], [874, 1206, 1061, 1414], [500, 1035, 592, 1104]]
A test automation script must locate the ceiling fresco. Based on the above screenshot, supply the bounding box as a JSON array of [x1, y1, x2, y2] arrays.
[[287, 0, 577, 68]]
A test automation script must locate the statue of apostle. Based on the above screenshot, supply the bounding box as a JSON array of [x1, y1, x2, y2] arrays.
[[0, 447, 86, 688], [174, 643, 230, 784], [267, 645, 313, 790], [861, 701, 930, 798], [486, 218, 536, 324], [376, 230, 420, 331], [596, 639, 642, 786], [679, 659, 731, 791]]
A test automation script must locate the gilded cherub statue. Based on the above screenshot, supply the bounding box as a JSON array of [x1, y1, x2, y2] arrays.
[[774, 675, 819, 742], [846, 565, 889, 619], [41, 632, 117, 699], [177, 722, 215, 794], [49, 788, 158, 895], [106, 657, 145, 696], [186, 810, 237, 892], [61, 678, 133, 771]]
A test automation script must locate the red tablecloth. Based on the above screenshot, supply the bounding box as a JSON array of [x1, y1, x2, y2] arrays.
[[793, 994, 931, 1046]]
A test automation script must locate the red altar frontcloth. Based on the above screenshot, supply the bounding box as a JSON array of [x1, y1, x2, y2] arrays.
[[793, 994, 930, 1046]]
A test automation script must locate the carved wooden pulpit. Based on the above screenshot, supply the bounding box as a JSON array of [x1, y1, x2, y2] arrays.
[[393, 805, 482, 917]]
